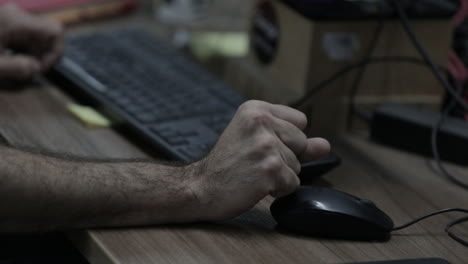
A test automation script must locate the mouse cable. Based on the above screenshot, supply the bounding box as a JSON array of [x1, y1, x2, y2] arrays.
[[386, 0, 468, 189], [392, 0, 468, 190], [288, 56, 447, 109], [446, 216, 468, 246], [347, 17, 385, 129], [389, 0, 468, 112], [392, 208, 468, 247], [431, 82, 468, 189]]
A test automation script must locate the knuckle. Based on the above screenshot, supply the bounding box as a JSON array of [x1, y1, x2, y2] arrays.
[[237, 101, 275, 130], [255, 134, 277, 153], [238, 100, 271, 117], [239, 110, 273, 131], [261, 154, 283, 174], [250, 111, 272, 127]]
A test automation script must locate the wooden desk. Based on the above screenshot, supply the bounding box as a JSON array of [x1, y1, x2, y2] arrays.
[[1, 1, 467, 261], [0, 80, 467, 263]]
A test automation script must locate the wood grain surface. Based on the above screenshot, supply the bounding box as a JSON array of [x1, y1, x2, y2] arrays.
[[1, 1, 466, 261], [0, 80, 466, 264]]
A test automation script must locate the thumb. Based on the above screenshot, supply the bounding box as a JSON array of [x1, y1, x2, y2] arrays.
[[0, 55, 41, 80], [299, 138, 331, 163]]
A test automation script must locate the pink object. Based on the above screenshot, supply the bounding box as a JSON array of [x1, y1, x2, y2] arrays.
[[454, 0, 468, 27], [0, 0, 133, 12], [450, 0, 468, 82], [450, 0, 468, 120], [448, 51, 468, 82]]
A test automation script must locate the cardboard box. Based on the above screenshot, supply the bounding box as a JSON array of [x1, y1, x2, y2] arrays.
[[245, 0, 453, 134]]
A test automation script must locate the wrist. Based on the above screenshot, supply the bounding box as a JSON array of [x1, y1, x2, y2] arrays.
[[140, 161, 210, 224], [182, 157, 229, 222], [179, 161, 210, 222]]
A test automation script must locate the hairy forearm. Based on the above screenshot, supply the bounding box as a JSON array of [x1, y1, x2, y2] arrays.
[[0, 145, 201, 233]]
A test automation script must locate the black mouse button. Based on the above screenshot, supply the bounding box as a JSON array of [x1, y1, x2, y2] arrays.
[[324, 190, 394, 230], [359, 199, 376, 207], [358, 202, 394, 231]]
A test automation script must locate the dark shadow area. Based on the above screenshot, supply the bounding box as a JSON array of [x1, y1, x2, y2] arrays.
[[301, 177, 334, 187], [91, 207, 278, 238], [273, 224, 391, 243], [0, 233, 89, 264], [0, 79, 40, 93]]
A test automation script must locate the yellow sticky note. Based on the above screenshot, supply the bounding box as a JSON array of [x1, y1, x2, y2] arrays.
[[67, 103, 111, 128], [190, 32, 249, 60]]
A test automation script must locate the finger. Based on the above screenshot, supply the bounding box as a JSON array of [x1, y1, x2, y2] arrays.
[[37, 21, 63, 70], [267, 104, 308, 130], [0, 55, 41, 79], [298, 138, 331, 163], [270, 165, 300, 198], [5, 11, 64, 64], [269, 115, 308, 157], [276, 140, 301, 175], [40, 32, 64, 71]]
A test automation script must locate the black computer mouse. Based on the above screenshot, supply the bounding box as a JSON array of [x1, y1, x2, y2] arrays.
[[270, 186, 394, 241]]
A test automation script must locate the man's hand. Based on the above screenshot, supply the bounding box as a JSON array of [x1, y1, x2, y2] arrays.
[[0, 3, 63, 80], [190, 100, 331, 221]]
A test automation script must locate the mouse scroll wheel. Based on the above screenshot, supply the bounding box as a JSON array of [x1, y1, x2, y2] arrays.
[[360, 199, 376, 207]]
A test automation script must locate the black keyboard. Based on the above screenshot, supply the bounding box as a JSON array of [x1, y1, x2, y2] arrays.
[[53, 28, 245, 162]]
